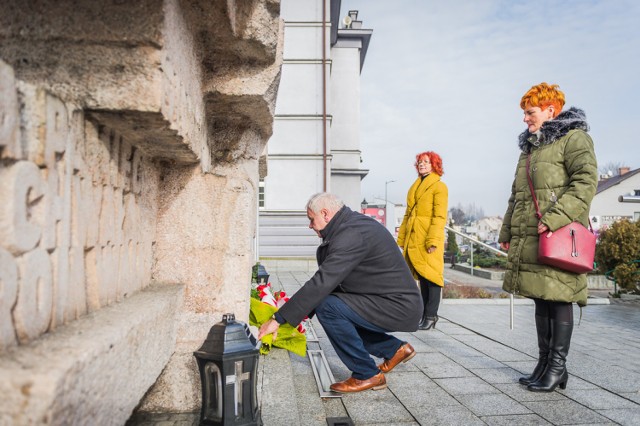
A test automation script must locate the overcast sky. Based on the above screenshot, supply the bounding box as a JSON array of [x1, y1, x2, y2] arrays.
[[340, 0, 640, 216]]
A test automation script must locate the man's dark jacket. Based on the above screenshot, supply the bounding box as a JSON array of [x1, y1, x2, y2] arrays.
[[278, 206, 423, 332]]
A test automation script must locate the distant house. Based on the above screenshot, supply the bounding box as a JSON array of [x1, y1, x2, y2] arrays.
[[590, 167, 640, 231], [475, 216, 503, 243]]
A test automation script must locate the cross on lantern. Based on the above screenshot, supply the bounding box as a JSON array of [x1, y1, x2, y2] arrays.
[[225, 360, 251, 417]]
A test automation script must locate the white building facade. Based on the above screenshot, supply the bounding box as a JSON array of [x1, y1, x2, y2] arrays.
[[590, 168, 640, 230], [259, 0, 372, 257]]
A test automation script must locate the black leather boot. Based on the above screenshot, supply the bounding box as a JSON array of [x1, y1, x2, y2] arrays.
[[519, 314, 550, 385], [418, 312, 428, 328], [417, 281, 429, 328], [528, 319, 573, 392], [419, 316, 438, 330]]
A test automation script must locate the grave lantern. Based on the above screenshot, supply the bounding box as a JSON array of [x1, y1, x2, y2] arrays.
[[194, 313, 261, 426], [256, 264, 269, 284]]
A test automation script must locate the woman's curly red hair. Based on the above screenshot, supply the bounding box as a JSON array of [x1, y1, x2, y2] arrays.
[[414, 151, 444, 176]]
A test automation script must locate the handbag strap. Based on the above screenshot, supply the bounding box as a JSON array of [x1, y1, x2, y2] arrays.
[[525, 154, 543, 220], [525, 154, 593, 231]]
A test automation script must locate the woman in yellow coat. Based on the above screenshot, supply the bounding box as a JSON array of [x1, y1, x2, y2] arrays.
[[397, 151, 448, 330]]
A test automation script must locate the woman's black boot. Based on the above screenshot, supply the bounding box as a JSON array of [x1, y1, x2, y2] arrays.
[[528, 319, 573, 392], [417, 280, 429, 328], [418, 312, 428, 328], [519, 315, 550, 385], [420, 315, 438, 330]]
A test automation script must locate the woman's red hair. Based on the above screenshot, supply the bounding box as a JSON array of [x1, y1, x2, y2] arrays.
[[414, 151, 444, 176], [520, 82, 565, 117]]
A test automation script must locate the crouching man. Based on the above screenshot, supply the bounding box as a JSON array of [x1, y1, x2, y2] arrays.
[[258, 192, 422, 393]]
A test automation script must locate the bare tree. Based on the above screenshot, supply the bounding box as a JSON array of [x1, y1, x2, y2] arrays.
[[599, 161, 626, 176], [464, 202, 485, 222], [450, 203, 485, 224], [449, 206, 466, 224]]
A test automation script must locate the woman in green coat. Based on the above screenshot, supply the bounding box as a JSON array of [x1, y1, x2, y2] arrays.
[[397, 151, 448, 330], [498, 83, 597, 393]]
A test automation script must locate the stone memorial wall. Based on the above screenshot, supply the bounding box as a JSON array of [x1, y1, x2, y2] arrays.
[[1, 65, 158, 351], [0, 0, 282, 422]]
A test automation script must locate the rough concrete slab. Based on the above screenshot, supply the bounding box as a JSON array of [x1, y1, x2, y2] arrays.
[[457, 393, 532, 416], [394, 385, 462, 408], [596, 407, 640, 426], [435, 377, 500, 396], [289, 352, 336, 426], [524, 399, 613, 424], [454, 355, 507, 370], [259, 348, 302, 426], [481, 413, 553, 425], [409, 404, 487, 426], [469, 366, 524, 384], [340, 388, 415, 424], [418, 361, 476, 379], [560, 388, 638, 410]]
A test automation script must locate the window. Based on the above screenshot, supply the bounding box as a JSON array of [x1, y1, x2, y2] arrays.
[[258, 179, 265, 209], [634, 189, 640, 196]]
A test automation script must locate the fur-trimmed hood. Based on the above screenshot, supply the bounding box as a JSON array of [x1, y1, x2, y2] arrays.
[[518, 107, 590, 153]]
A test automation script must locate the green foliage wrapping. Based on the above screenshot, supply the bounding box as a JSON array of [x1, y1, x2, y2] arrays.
[[595, 219, 640, 292]]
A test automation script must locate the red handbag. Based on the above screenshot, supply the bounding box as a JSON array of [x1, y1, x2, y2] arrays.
[[526, 155, 596, 274]]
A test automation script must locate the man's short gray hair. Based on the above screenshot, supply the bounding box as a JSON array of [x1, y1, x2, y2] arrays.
[[306, 192, 345, 214]]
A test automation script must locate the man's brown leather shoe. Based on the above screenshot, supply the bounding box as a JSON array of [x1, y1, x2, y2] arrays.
[[329, 372, 387, 393], [378, 343, 416, 373]]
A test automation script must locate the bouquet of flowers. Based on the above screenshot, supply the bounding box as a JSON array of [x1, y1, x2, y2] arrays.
[[249, 282, 307, 357]]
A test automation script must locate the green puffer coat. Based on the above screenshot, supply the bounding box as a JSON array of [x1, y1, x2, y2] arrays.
[[498, 107, 598, 306]]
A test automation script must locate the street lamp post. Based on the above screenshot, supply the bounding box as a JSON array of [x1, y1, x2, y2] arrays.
[[384, 180, 396, 208]]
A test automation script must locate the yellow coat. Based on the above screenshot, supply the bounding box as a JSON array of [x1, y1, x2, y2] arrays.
[[397, 173, 448, 286]]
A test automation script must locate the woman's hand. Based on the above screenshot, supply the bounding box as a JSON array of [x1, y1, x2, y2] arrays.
[[537, 221, 553, 237], [500, 242, 510, 251], [258, 318, 279, 341], [426, 245, 436, 254]]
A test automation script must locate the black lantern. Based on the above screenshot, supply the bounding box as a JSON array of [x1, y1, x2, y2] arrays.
[[194, 313, 261, 426], [255, 264, 269, 284], [360, 198, 368, 212]]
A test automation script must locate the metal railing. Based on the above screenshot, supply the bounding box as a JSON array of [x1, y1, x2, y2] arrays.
[[445, 225, 506, 273], [444, 226, 515, 329]]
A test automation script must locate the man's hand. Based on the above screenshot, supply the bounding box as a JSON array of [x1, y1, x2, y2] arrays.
[[426, 245, 436, 254], [258, 318, 279, 341], [500, 242, 510, 251]]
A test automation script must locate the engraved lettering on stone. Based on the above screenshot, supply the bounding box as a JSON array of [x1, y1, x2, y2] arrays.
[[0, 247, 18, 350], [68, 246, 87, 320], [0, 60, 21, 160], [13, 248, 53, 343], [42, 167, 63, 251], [45, 94, 69, 169], [0, 161, 44, 255], [50, 246, 70, 329]]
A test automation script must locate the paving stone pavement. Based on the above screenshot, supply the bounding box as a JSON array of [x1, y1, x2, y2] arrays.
[[129, 267, 640, 425], [256, 269, 640, 426]]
